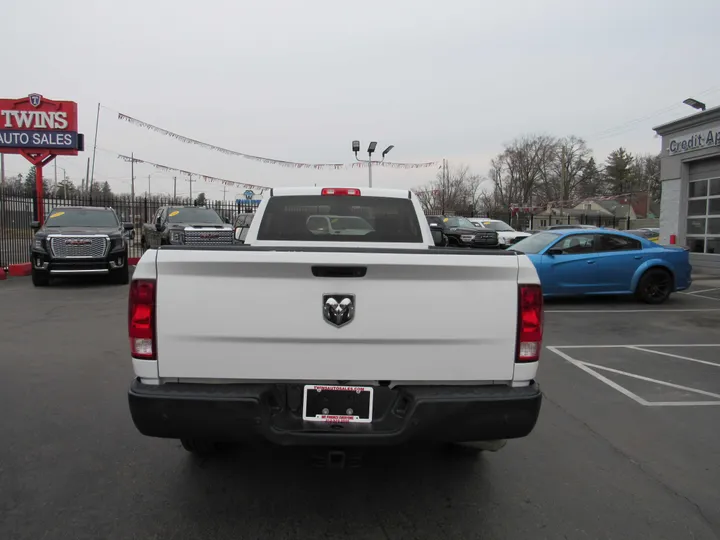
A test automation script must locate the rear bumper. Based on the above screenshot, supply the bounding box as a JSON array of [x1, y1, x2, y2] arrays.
[[128, 380, 542, 446]]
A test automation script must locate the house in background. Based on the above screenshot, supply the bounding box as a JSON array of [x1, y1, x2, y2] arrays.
[[531, 193, 660, 230]]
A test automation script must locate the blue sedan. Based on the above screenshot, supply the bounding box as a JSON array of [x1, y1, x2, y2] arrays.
[[509, 229, 692, 304]]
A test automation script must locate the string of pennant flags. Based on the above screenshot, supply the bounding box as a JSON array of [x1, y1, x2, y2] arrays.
[[116, 153, 271, 191], [115, 111, 439, 170]]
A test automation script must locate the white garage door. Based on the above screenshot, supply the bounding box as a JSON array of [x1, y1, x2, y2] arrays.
[[687, 158, 720, 256]]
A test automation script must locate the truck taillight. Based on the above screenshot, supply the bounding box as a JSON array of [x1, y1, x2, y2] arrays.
[[517, 284, 543, 362], [321, 188, 361, 196], [129, 279, 156, 360]]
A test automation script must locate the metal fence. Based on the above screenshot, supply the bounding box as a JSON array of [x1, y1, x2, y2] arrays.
[[0, 189, 259, 266], [1, 189, 661, 268]]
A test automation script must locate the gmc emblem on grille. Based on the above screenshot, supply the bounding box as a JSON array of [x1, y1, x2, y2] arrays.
[[64, 239, 92, 246], [199, 233, 220, 239]]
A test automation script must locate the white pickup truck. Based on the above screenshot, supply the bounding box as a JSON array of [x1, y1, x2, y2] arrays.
[[128, 187, 543, 456]]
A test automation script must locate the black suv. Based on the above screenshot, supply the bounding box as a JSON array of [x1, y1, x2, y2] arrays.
[[141, 206, 234, 248], [30, 206, 134, 287], [426, 215, 499, 248]]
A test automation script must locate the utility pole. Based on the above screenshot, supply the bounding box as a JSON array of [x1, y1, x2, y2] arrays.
[[0, 154, 4, 190], [147, 174, 151, 197], [89, 102, 100, 191], [187, 174, 194, 201], [559, 146, 566, 218], [222, 184, 227, 202], [54, 160, 58, 189], [85, 158, 90, 193], [173, 176, 177, 202], [130, 153, 135, 200]]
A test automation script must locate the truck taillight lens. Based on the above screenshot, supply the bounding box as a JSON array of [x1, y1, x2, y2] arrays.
[[321, 188, 361, 196], [517, 284, 543, 362], [129, 279, 156, 360]]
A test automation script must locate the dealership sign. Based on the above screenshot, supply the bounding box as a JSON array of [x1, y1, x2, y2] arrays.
[[0, 94, 85, 223], [0, 94, 83, 158], [667, 125, 720, 156]]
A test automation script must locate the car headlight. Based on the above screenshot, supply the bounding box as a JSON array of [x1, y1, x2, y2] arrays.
[[111, 237, 124, 249], [169, 231, 185, 244], [34, 238, 43, 249]]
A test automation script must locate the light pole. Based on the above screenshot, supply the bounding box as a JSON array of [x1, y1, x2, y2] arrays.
[[352, 140, 394, 187]]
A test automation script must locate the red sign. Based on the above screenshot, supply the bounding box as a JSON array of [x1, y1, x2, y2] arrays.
[[0, 94, 85, 224], [0, 94, 83, 163]]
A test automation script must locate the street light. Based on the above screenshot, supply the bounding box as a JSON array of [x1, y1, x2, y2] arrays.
[[683, 98, 706, 112], [352, 140, 394, 188]]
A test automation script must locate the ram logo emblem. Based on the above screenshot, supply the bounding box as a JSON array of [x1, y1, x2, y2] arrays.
[[323, 294, 355, 328]]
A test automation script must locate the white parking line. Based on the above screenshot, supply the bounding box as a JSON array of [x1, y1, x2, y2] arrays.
[[627, 346, 720, 368], [550, 344, 720, 349], [546, 347, 650, 405], [579, 360, 720, 400], [644, 401, 720, 407], [546, 345, 720, 407], [546, 308, 720, 313], [678, 292, 720, 301], [687, 287, 720, 295]]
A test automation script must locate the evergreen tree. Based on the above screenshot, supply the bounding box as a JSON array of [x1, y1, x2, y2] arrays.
[[23, 166, 37, 195], [604, 148, 635, 194]]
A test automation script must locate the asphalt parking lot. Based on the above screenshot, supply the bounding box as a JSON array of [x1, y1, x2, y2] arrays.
[[1, 278, 719, 539]]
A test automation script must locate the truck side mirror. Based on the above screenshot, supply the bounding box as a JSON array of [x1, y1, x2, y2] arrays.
[[123, 222, 134, 231], [431, 229, 447, 247], [30, 221, 40, 230], [155, 216, 163, 232]]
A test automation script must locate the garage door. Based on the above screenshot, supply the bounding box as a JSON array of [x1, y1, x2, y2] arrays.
[[687, 158, 720, 263]]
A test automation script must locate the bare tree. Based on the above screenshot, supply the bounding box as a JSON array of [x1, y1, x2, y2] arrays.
[[413, 164, 480, 215], [490, 134, 557, 209], [541, 135, 593, 207]]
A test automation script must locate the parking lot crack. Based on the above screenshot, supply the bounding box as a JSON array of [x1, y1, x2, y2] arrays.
[[543, 394, 719, 538]]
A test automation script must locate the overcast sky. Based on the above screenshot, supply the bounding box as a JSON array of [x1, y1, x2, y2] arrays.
[[3, 0, 719, 201]]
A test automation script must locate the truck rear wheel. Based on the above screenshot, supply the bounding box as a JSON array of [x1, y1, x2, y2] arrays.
[[180, 438, 218, 456]]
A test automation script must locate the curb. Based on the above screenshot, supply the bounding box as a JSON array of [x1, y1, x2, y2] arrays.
[[8, 263, 32, 277]]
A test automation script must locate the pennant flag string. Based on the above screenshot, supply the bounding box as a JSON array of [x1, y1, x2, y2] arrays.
[[113, 110, 438, 170], [116, 153, 271, 191]]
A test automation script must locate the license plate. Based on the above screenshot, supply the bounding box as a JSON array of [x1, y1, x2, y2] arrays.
[[302, 385, 374, 424]]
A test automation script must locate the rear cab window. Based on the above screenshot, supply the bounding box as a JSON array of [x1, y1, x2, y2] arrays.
[[257, 196, 423, 243]]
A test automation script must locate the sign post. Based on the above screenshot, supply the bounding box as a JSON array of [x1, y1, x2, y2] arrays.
[[0, 94, 84, 223]]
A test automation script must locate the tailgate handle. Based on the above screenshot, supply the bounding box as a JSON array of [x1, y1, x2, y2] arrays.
[[312, 266, 367, 278]]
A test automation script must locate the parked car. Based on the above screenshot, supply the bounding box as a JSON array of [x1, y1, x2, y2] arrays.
[[30, 206, 134, 287], [426, 215, 499, 248], [128, 187, 543, 456], [141, 206, 234, 249], [547, 224, 599, 230], [509, 229, 692, 304], [468, 218, 531, 247], [626, 229, 660, 243]]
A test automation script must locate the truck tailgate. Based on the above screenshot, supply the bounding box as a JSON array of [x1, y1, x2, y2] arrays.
[[155, 249, 520, 382]]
